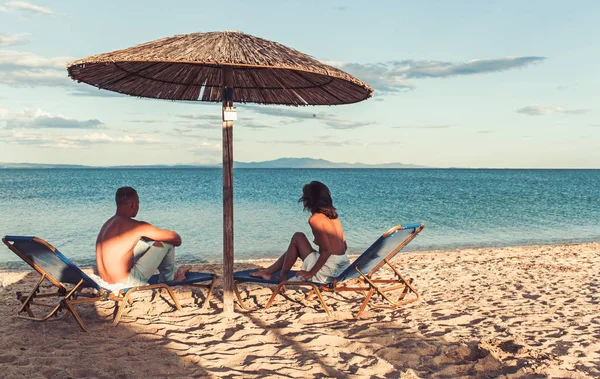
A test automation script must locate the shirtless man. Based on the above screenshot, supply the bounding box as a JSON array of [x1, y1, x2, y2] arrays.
[[96, 187, 189, 286]]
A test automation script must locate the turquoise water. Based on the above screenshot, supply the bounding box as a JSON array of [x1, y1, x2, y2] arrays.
[[1, 168, 599, 268]]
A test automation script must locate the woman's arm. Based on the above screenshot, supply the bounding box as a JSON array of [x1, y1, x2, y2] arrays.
[[296, 216, 331, 280]]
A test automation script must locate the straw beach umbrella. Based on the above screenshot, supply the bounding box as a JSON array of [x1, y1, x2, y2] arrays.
[[67, 31, 373, 313]]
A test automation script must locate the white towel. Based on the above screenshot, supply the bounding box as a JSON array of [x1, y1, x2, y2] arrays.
[[290, 252, 350, 284], [88, 273, 128, 294]]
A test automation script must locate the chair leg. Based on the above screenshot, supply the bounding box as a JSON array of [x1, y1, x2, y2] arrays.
[[371, 280, 420, 309], [18, 275, 47, 317], [372, 264, 420, 308], [64, 295, 106, 331], [387, 262, 419, 298], [309, 284, 331, 315], [162, 285, 182, 311], [395, 278, 417, 302], [112, 300, 120, 320], [17, 304, 62, 322], [21, 301, 35, 318], [113, 291, 133, 326], [305, 288, 316, 301], [202, 278, 217, 309], [17, 280, 88, 324], [356, 287, 375, 319], [63, 300, 89, 332], [265, 284, 285, 310], [233, 282, 254, 311]]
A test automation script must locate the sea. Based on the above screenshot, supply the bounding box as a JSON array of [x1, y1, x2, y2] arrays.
[[0, 168, 599, 268]]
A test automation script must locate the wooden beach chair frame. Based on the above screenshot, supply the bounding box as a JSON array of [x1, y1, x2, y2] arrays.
[[233, 223, 424, 318], [2, 236, 217, 332]]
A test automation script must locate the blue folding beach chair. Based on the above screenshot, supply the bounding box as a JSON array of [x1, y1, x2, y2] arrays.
[[2, 236, 217, 331], [234, 222, 425, 318]]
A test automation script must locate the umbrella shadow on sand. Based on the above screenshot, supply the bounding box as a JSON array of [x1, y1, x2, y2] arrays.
[[0, 269, 214, 378], [1, 262, 575, 378]]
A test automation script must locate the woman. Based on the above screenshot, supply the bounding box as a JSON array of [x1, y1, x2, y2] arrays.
[[250, 181, 350, 283]]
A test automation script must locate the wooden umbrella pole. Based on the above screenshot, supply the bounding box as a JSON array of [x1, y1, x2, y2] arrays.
[[222, 66, 235, 313]]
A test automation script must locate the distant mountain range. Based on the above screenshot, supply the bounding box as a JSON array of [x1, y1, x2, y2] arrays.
[[233, 158, 427, 169], [0, 158, 428, 169]]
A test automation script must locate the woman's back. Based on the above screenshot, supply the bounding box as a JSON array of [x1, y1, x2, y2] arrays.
[[309, 213, 347, 256]]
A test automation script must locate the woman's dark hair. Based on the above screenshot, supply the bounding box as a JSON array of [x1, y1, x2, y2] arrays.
[[298, 181, 338, 219]]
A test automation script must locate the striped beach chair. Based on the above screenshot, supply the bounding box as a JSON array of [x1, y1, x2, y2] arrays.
[[2, 236, 217, 331], [234, 222, 424, 318]]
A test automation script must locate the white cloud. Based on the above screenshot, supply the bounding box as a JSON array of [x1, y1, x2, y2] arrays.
[[175, 120, 220, 130], [69, 85, 128, 97], [0, 70, 69, 87], [177, 113, 222, 122], [323, 119, 372, 130], [400, 57, 546, 78], [0, 33, 32, 47], [8, 115, 103, 129], [188, 141, 222, 156], [243, 105, 328, 119], [0, 50, 74, 88], [67, 133, 160, 145], [0, 130, 161, 149], [242, 105, 375, 129], [324, 56, 546, 94], [171, 128, 221, 141], [516, 105, 591, 116], [176, 113, 253, 122], [260, 135, 360, 147], [324, 61, 415, 93], [241, 122, 274, 129], [5, 1, 54, 15], [0, 130, 82, 149], [128, 119, 163, 124], [394, 124, 457, 129], [0, 50, 71, 70], [0, 107, 104, 129]]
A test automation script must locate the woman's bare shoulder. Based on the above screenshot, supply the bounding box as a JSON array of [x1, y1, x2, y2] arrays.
[[309, 213, 327, 221], [308, 213, 326, 226], [310, 213, 338, 228]]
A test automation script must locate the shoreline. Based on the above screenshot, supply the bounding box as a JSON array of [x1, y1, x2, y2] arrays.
[[2, 240, 599, 271], [1, 241, 599, 377]]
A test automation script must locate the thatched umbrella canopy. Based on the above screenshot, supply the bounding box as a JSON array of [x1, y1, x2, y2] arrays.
[[67, 31, 373, 313], [67, 31, 372, 105]]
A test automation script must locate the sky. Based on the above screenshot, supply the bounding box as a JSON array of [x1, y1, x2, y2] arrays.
[[0, 1, 598, 168]]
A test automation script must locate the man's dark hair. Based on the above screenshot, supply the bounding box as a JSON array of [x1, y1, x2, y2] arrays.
[[298, 181, 338, 219], [115, 187, 138, 205]]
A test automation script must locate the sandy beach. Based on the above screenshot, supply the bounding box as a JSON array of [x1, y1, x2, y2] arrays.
[[0, 242, 599, 378]]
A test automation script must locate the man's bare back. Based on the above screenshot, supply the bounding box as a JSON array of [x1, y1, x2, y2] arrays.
[[96, 215, 148, 284], [96, 187, 185, 285]]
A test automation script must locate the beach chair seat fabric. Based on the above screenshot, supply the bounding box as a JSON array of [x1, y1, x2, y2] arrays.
[[233, 223, 424, 317], [2, 235, 217, 331]]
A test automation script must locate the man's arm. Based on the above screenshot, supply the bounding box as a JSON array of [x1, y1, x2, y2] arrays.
[[137, 222, 182, 246]]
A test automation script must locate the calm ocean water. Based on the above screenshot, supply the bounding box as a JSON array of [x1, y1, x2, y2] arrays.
[[0, 168, 599, 268]]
